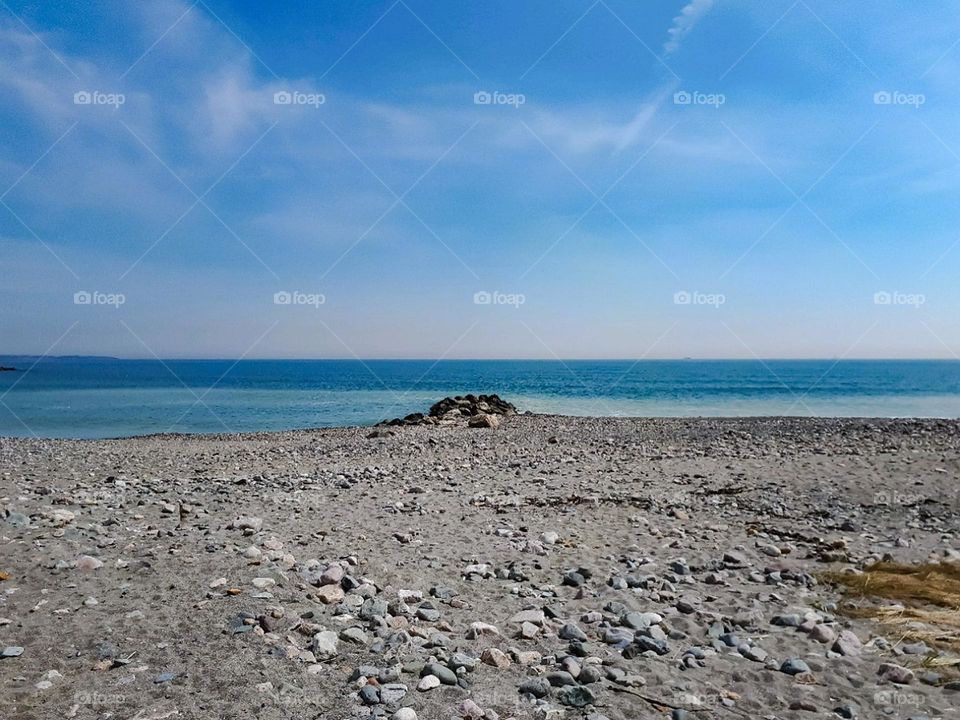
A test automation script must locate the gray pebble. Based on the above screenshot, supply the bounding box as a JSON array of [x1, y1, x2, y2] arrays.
[[781, 658, 811, 675], [359, 684, 380, 705], [518, 677, 551, 698]]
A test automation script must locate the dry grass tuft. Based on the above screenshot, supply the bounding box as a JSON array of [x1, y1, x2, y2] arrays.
[[822, 562, 960, 653], [847, 606, 960, 650], [821, 562, 960, 609]]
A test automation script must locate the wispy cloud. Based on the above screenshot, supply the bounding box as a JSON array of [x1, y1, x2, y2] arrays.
[[663, 0, 715, 55], [525, 91, 672, 156], [2, 0, 959, 359]]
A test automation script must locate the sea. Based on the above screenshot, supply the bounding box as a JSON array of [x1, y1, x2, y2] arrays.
[[0, 358, 958, 439]]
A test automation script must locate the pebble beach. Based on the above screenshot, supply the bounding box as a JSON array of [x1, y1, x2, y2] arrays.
[[2, 413, 960, 720]]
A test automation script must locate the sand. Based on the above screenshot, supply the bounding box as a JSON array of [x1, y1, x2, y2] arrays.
[[1, 415, 959, 720]]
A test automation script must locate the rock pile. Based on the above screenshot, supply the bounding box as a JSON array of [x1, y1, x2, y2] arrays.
[[428, 394, 517, 418], [377, 394, 517, 429]]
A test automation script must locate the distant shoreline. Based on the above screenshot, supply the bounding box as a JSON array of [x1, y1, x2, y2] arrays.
[[2, 356, 960, 362], [1, 413, 958, 444]]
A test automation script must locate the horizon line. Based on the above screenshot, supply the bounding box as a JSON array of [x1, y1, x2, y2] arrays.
[[2, 355, 959, 363]]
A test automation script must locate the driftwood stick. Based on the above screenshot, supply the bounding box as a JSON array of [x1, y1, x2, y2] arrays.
[[609, 685, 753, 718], [608, 685, 703, 710]]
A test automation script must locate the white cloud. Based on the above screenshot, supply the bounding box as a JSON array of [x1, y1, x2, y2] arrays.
[[523, 91, 671, 156], [664, 0, 715, 55]]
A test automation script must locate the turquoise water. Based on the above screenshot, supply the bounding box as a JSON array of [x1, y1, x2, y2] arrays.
[[0, 358, 958, 438]]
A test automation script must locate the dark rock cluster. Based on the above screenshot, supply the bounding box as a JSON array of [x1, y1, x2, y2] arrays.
[[376, 394, 517, 429]]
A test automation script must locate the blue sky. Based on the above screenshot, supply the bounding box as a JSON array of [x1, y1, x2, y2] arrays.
[[1, 0, 958, 359]]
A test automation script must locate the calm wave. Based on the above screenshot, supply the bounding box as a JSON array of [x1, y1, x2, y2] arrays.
[[0, 359, 958, 438]]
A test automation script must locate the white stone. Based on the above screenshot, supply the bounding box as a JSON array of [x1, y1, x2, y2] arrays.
[[398, 589, 423, 603], [417, 675, 440, 691], [75, 555, 103, 572], [243, 546, 262, 560], [311, 631, 339, 660], [45, 509, 75, 525], [510, 609, 545, 626], [467, 621, 500, 638], [459, 699, 484, 718]]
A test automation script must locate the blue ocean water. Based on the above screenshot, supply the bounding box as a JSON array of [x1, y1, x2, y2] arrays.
[[0, 358, 958, 439]]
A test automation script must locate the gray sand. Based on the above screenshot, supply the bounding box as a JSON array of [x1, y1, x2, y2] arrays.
[[2, 415, 959, 719]]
